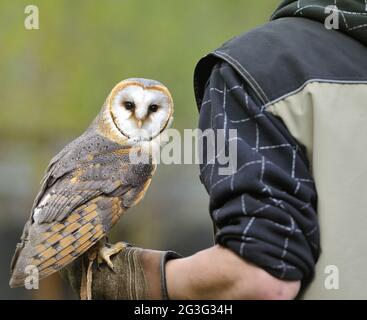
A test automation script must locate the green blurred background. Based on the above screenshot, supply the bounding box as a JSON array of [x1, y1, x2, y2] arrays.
[[0, 0, 279, 299]]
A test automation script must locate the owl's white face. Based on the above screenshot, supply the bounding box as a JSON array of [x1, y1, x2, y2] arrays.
[[109, 82, 173, 141]]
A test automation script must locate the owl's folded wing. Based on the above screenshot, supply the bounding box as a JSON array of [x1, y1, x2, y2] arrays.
[[10, 136, 154, 287]]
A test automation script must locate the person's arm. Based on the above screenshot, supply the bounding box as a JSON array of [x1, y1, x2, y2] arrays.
[[191, 61, 320, 298], [166, 245, 300, 300]]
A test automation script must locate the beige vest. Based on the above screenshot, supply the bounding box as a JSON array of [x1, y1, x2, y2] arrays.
[[267, 81, 367, 299]]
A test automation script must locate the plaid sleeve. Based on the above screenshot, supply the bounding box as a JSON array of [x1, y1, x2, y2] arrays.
[[198, 61, 320, 283]]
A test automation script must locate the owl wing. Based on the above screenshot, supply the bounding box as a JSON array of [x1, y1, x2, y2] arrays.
[[10, 134, 155, 287]]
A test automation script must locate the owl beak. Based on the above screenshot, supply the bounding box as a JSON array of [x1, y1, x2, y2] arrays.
[[137, 120, 143, 128]]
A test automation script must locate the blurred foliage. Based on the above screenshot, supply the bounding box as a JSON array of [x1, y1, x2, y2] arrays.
[[0, 0, 278, 139], [0, 0, 280, 299]]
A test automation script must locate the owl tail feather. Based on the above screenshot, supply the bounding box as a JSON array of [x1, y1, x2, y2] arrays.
[[9, 197, 108, 288]]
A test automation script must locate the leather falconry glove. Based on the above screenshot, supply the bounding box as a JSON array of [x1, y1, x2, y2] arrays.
[[60, 243, 181, 300]]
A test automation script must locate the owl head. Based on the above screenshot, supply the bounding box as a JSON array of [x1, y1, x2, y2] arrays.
[[105, 78, 173, 142]]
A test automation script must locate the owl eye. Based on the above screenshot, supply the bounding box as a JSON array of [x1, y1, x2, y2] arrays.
[[149, 104, 159, 113], [123, 101, 135, 110]]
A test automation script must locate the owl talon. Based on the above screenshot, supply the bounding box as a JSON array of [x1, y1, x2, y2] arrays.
[[98, 241, 127, 271]]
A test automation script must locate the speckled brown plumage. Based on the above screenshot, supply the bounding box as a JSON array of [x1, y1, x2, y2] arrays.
[[10, 78, 173, 288], [10, 125, 155, 287]]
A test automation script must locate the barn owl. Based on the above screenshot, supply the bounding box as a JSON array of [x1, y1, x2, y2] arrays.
[[9, 78, 174, 288]]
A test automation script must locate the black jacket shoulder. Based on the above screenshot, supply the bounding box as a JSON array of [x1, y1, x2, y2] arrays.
[[194, 17, 367, 108]]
